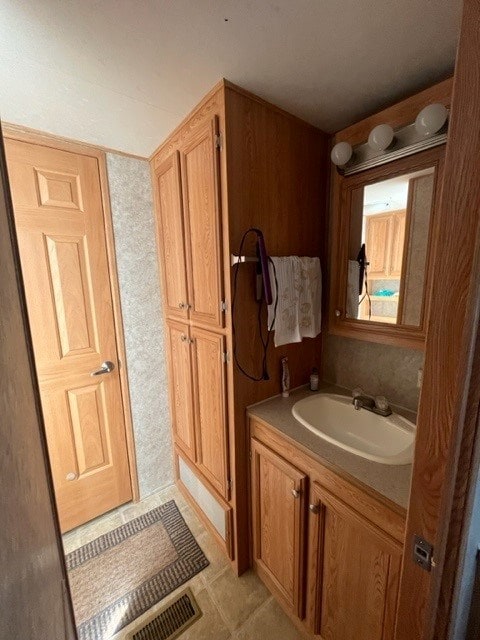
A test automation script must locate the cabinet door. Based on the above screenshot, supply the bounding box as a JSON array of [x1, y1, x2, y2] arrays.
[[389, 211, 406, 277], [365, 213, 392, 278], [166, 321, 196, 461], [308, 482, 402, 640], [180, 117, 224, 328], [251, 439, 307, 617], [154, 152, 189, 319], [190, 327, 229, 499]]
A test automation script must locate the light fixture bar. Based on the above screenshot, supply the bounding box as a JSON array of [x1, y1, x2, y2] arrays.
[[340, 122, 447, 176]]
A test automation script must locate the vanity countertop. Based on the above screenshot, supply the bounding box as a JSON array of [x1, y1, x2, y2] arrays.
[[247, 383, 415, 511]]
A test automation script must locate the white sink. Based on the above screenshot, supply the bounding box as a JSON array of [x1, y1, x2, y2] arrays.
[[292, 393, 415, 465]]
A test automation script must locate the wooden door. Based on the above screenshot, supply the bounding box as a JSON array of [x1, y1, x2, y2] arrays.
[[389, 211, 406, 277], [308, 482, 402, 640], [5, 139, 132, 532], [154, 152, 189, 319], [165, 320, 196, 462], [180, 117, 224, 329], [251, 439, 307, 617], [0, 131, 76, 639], [365, 213, 392, 278], [190, 327, 229, 499]]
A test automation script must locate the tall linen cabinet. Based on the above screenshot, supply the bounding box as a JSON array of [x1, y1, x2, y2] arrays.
[[151, 80, 328, 573]]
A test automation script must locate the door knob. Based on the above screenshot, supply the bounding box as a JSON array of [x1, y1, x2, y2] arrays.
[[291, 489, 301, 499], [91, 361, 115, 376]]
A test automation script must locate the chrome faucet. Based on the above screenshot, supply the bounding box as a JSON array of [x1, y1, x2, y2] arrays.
[[352, 388, 392, 417]]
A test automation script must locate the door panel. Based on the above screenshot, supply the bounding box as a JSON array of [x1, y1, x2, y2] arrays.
[[5, 139, 132, 532], [181, 117, 224, 328], [251, 439, 307, 617], [365, 213, 391, 278], [166, 320, 196, 462], [190, 327, 229, 498], [309, 482, 402, 640], [154, 152, 189, 319]]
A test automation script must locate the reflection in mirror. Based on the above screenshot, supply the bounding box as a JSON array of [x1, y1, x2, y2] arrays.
[[346, 167, 435, 326]]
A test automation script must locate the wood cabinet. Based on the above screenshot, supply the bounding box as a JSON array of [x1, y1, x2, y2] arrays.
[[152, 80, 327, 571], [308, 482, 402, 640], [365, 210, 406, 279], [154, 153, 189, 319], [166, 321, 230, 500], [249, 418, 406, 640], [251, 438, 307, 617], [190, 327, 229, 498], [180, 117, 224, 330], [166, 321, 196, 461]]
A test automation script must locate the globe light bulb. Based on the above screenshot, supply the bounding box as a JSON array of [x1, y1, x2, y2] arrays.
[[330, 141, 353, 166], [415, 103, 448, 137], [368, 124, 394, 151]]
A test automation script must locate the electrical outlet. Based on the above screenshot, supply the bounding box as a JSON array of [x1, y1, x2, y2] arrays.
[[417, 368, 423, 389]]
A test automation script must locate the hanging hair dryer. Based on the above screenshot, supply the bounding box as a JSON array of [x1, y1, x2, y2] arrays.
[[253, 229, 273, 305]]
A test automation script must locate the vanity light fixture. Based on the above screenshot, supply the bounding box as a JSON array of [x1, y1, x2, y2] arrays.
[[415, 103, 448, 137], [331, 103, 448, 176], [330, 141, 353, 166], [367, 124, 394, 151]]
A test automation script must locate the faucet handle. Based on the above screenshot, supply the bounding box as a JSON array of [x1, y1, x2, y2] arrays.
[[375, 396, 390, 412], [352, 387, 364, 399]]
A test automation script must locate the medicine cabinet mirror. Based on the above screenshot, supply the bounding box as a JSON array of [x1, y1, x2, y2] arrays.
[[330, 146, 444, 348]]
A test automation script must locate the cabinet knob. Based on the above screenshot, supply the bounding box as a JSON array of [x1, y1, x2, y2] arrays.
[[179, 302, 192, 310], [335, 309, 342, 317], [309, 503, 320, 514], [291, 488, 301, 499], [66, 472, 77, 481]]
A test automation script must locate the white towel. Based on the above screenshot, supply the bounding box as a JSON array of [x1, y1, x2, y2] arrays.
[[267, 256, 322, 347]]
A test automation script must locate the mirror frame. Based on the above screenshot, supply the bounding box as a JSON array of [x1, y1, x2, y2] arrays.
[[329, 145, 445, 349]]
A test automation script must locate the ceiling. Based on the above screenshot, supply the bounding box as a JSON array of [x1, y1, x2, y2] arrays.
[[0, 1, 462, 157]]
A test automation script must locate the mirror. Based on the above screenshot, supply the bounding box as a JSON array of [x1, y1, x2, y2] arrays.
[[330, 144, 445, 347], [346, 167, 435, 326]]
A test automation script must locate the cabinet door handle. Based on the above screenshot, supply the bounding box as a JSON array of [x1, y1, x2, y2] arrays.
[[291, 488, 301, 499], [179, 302, 192, 310], [309, 503, 320, 514], [180, 334, 194, 344]]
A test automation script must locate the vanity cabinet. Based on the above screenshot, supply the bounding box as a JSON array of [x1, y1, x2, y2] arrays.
[[249, 417, 406, 640], [308, 482, 402, 640], [250, 438, 307, 617]]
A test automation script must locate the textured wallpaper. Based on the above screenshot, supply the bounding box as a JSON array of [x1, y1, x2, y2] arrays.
[[322, 334, 424, 411], [106, 153, 173, 497]]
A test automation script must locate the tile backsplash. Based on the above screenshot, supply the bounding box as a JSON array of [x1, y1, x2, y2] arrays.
[[322, 334, 424, 411]]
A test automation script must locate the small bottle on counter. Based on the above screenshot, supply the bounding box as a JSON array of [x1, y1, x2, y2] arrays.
[[310, 367, 319, 391], [281, 357, 290, 397]]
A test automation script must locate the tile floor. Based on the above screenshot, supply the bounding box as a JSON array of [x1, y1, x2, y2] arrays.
[[62, 484, 309, 640]]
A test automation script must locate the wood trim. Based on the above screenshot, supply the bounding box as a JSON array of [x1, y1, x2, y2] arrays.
[[329, 144, 445, 349], [2, 122, 147, 160], [396, 1, 480, 637], [4, 128, 140, 503], [97, 150, 140, 502]]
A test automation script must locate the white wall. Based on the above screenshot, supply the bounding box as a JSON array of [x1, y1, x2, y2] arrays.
[[106, 153, 173, 497]]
